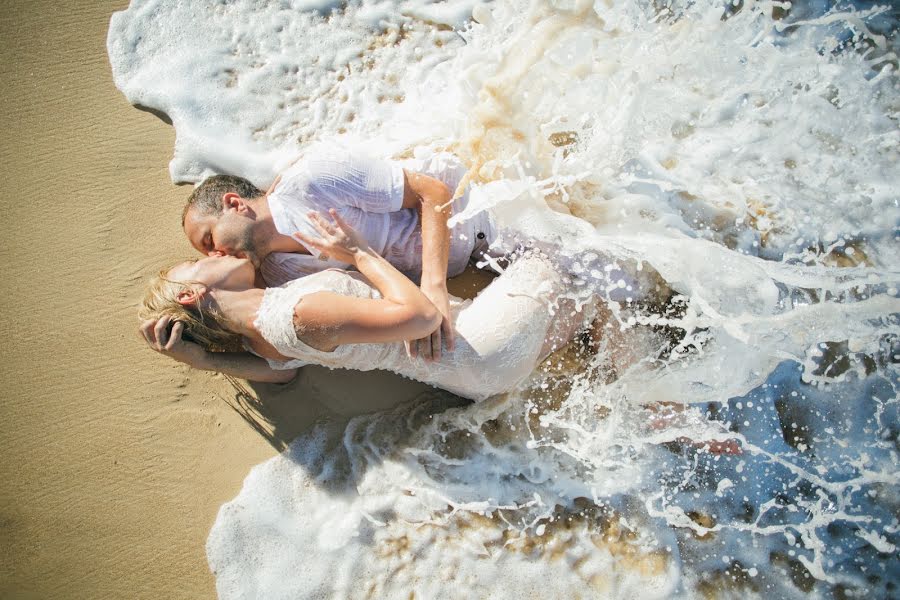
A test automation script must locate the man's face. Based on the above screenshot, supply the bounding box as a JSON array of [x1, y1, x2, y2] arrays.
[[183, 207, 261, 266]]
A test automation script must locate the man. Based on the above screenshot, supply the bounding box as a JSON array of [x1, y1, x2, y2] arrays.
[[141, 144, 499, 381]]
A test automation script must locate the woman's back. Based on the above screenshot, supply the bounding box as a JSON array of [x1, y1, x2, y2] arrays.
[[255, 258, 571, 401]]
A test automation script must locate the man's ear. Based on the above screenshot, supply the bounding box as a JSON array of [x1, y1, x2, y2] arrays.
[[176, 285, 206, 306], [222, 192, 250, 214]]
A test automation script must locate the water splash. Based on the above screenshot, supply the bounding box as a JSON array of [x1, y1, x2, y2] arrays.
[[108, 0, 900, 597]]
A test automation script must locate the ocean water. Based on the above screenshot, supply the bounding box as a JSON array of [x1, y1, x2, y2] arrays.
[[108, 0, 900, 597]]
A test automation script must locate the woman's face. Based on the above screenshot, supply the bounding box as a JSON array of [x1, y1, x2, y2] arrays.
[[168, 255, 256, 291]]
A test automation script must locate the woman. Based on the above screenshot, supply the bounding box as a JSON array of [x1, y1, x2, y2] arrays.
[[141, 210, 590, 401]]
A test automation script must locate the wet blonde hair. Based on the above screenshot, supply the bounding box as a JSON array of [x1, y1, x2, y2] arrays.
[[139, 261, 245, 353]]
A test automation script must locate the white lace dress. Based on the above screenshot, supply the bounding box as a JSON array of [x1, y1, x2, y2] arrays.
[[254, 257, 576, 401]]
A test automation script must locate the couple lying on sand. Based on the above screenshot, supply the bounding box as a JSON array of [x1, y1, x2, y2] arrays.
[[139, 144, 631, 401]]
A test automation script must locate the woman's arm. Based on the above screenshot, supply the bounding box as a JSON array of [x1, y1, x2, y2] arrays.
[[140, 317, 299, 384], [291, 210, 441, 352]]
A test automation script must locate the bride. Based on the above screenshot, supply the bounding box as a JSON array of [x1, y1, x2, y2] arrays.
[[140, 209, 595, 401]]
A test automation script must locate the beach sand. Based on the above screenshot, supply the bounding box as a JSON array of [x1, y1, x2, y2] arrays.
[[0, 2, 496, 597]]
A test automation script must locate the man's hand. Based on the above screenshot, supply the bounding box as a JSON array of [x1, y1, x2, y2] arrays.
[[406, 283, 454, 361], [139, 315, 209, 368]]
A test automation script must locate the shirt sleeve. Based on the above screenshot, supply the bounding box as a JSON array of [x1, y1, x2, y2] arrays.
[[304, 150, 406, 214], [260, 252, 349, 287]]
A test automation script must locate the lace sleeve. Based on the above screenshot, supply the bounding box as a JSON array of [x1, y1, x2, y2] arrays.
[[254, 283, 315, 362], [254, 272, 371, 366]]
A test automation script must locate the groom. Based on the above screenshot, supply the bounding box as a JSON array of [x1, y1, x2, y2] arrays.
[[141, 144, 500, 381]]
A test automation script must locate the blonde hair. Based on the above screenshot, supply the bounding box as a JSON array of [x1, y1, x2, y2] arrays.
[[139, 261, 245, 353]]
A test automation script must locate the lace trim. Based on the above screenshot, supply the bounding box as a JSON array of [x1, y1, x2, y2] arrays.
[[254, 274, 366, 368]]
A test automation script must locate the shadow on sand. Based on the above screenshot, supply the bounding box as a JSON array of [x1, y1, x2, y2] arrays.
[[219, 265, 498, 451], [220, 365, 446, 452]]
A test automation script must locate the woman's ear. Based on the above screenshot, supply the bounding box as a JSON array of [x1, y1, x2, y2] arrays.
[[176, 285, 206, 306]]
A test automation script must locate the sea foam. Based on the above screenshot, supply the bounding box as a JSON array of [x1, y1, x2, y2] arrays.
[[109, 0, 900, 597]]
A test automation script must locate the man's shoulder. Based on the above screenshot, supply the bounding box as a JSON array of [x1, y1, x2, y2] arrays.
[[272, 148, 348, 199], [278, 144, 365, 185]]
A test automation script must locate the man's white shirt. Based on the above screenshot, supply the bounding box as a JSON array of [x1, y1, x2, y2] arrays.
[[261, 144, 494, 287]]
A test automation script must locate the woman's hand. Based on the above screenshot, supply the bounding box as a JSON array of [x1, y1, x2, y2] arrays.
[[293, 209, 370, 265], [140, 314, 210, 368], [140, 315, 300, 383]]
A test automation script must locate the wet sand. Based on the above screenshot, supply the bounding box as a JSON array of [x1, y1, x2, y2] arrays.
[[0, 2, 488, 597]]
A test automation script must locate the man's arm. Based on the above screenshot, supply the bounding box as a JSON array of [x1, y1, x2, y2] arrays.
[[303, 151, 456, 360], [140, 317, 298, 384], [400, 170, 454, 361]]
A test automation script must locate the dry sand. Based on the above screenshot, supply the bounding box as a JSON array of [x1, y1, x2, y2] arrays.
[[0, 2, 493, 597]]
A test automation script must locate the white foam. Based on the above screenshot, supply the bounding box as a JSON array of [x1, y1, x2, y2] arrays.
[[108, 0, 487, 186], [109, 0, 900, 597]]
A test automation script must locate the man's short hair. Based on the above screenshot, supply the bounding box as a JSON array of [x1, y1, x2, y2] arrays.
[[182, 175, 264, 225]]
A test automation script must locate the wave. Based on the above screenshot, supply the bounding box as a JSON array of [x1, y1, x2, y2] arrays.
[[109, 0, 900, 597]]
